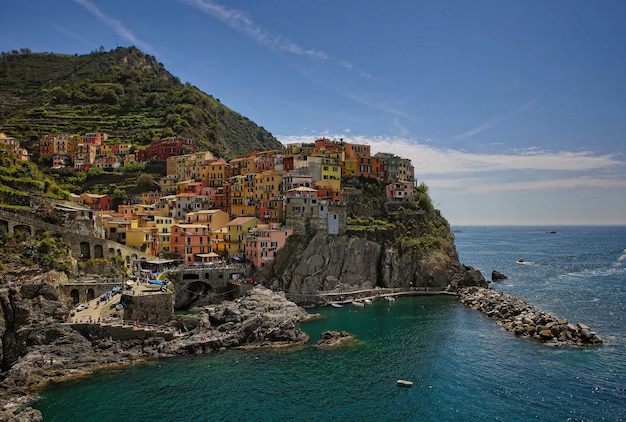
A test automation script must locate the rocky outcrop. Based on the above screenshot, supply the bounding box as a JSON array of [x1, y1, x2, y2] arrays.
[[491, 270, 508, 281], [261, 232, 488, 297], [315, 330, 354, 348], [164, 286, 310, 354], [459, 287, 603, 346]]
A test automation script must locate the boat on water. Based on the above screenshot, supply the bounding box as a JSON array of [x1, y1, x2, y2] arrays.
[[546, 230, 557, 234], [385, 296, 396, 302], [396, 379, 413, 387], [330, 303, 343, 308], [517, 258, 525, 263], [363, 298, 372, 305], [352, 300, 365, 307]]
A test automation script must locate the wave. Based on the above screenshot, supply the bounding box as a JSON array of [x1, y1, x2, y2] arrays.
[[613, 249, 626, 267]]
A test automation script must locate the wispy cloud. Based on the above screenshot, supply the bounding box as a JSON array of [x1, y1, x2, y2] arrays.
[[53, 25, 93, 47], [73, 0, 155, 54], [455, 98, 539, 140], [184, 0, 370, 77]]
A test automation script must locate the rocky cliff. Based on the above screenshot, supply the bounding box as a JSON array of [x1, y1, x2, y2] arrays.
[[259, 180, 486, 297]]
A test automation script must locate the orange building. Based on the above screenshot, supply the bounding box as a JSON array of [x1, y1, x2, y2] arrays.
[[171, 223, 211, 264]]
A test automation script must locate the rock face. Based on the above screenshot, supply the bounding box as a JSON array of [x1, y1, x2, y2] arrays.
[[261, 232, 488, 297], [165, 286, 310, 354], [459, 287, 603, 346]]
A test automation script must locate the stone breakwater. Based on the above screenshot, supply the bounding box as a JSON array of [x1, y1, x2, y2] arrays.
[[459, 287, 603, 346]]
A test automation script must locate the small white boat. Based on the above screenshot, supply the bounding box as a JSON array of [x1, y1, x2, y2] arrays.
[[516, 258, 525, 264], [330, 303, 343, 308], [396, 379, 413, 387], [352, 300, 365, 307], [363, 298, 372, 304], [385, 296, 396, 302]]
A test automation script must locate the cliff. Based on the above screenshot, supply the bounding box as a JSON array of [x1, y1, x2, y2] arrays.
[[258, 179, 487, 298]]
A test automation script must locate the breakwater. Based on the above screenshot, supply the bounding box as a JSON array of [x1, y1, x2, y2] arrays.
[[459, 286, 603, 346]]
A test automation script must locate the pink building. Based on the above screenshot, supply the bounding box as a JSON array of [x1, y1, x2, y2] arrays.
[[385, 181, 414, 202], [245, 223, 293, 268]]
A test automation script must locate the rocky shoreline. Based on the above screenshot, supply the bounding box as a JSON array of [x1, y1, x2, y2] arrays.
[[0, 285, 310, 421], [458, 286, 603, 346]]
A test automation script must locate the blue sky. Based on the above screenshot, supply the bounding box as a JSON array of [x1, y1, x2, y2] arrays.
[[2, 0, 626, 225]]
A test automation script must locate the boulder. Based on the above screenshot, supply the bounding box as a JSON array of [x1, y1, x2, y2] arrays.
[[315, 331, 354, 348], [491, 270, 508, 281]]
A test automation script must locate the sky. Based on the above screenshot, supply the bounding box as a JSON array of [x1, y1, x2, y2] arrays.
[[2, 0, 626, 225]]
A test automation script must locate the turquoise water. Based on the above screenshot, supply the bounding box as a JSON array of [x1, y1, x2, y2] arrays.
[[34, 226, 626, 421]]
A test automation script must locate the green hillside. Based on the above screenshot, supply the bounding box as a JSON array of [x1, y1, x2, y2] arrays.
[[0, 47, 281, 158], [0, 147, 70, 209]]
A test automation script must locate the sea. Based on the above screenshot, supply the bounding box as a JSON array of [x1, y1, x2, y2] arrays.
[[33, 226, 626, 421]]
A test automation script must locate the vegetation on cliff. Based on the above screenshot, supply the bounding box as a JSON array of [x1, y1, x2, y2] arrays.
[[0, 47, 281, 158], [343, 177, 453, 255], [0, 148, 70, 210]]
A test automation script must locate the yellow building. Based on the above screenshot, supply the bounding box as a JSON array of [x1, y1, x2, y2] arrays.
[[320, 158, 342, 181], [153, 215, 175, 256], [342, 158, 358, 177], [225, 216, 260, 258], [184, 209, 229, 232], [125, 227, 156, 254], [211, 226, 229, 256], [105, 219, 139, 244], [229, 175, 246, 216], [207, 158, 229, 188]]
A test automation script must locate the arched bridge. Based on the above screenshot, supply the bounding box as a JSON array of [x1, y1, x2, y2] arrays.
[[0, 210, 153, 268]]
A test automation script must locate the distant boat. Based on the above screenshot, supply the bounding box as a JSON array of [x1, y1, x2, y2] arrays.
[[397, 379, 413, 387], [385, 296, 396, 302], [546, 231, 557, 234], [330, 303, 343, 308], [517, 258, 525, 264], [352, 300, 365, 307], [364, 298, 372, 305]]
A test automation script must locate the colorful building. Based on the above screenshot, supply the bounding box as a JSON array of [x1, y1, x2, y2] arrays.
[[225, 216, 260, 258], [245, 223, 293, 268], [171, 223, 211, 263], [135, 137, 196, 162]]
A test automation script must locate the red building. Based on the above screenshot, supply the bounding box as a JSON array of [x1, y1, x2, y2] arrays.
[[80, 193, 113, 211], [135, 137, 196, 162]]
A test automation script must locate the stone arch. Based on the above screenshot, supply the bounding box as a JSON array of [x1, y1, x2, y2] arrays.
[[80, 242, 91, 259], [183, 273, 200, 281], [0, 219, 8, 233], [125, 255, 131, 265], [108, 247, 115, 256], [94, 244, 104, 259], [86, 288, 95, 300], [70, 288, 80, 304], [117, 249, 122, 256]]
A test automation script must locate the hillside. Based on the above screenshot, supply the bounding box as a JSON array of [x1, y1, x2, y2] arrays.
[[0, 47, 282, 158], [0, 147, 70, 209]]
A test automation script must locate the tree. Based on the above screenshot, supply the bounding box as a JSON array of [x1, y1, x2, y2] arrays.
[[137, 173, 155, 188]]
